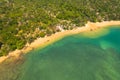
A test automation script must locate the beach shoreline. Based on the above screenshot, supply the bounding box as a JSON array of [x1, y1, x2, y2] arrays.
[[0, 21, 120, 63]]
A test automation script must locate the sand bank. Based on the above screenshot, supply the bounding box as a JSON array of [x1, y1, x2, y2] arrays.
[[0, 21, 120, 63]]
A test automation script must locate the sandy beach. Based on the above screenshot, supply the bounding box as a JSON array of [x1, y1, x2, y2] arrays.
[[0, 21, 120, 63]]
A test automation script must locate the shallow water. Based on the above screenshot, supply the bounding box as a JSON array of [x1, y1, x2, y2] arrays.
[[1, 26, 120, 80]]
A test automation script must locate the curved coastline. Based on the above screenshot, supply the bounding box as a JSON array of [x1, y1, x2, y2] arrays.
[[0, 21, 120, 63]]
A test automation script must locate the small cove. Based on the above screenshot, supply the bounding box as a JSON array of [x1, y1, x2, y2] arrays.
[[0, 26, 120, 80]]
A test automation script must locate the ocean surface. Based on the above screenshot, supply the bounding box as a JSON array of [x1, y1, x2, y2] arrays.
[[0, 26, 120, 80]]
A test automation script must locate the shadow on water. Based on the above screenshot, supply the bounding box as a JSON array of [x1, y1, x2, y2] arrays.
[[0, 55, 25, 80]]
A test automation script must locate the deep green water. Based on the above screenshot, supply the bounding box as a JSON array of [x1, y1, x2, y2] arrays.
[[0, 26, 120, 80]]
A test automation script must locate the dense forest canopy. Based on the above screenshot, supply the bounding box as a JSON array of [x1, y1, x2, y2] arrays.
[[0, 0, 120, 56]]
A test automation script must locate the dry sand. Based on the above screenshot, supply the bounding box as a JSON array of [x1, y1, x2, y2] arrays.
[[0, 21, 120, 63]]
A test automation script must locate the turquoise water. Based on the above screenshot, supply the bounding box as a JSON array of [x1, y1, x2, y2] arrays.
[[19, 26, 120, 80], [0, 26, 120, 80]]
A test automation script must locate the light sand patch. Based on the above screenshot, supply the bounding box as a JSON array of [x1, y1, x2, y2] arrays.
[[80, 28, 110, 38], [99, 41, 115, 50]]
